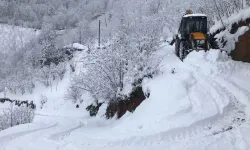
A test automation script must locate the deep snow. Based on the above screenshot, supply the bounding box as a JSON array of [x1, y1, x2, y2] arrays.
[[0, 44, 250, 150]]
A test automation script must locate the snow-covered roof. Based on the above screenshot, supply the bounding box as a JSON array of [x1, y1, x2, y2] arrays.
[[210, 7, 250, 34], [183, 14, 207, 18]]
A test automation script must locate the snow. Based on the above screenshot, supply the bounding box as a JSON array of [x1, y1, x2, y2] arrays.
[[183, 14, 207, 18], [0, 44, 250, 150], [215, 26, 249, 52], [210, 7, 250, 53], [0, 24, 39, 53], [63, 43, 88, 50], [210, 7, 250, 34], [0, 50, 92, 117], [0, 102, 11, 114]]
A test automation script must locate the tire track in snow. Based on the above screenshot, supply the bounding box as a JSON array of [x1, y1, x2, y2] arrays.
[[186, 62, 247, 125], [48, 122, 84, 141], [204, 79, 245, 134], [218, 77, 250, 102], [0, 123, 58, 149], [185, 63, 247, 133], [108, 59, 247, 147], [110, 82, 235, 147]]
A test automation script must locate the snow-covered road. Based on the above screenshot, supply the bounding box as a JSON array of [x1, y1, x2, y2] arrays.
[[0, 45, 250, 150]]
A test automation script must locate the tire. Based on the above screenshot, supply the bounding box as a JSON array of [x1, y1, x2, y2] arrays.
[[175, 39, 180, 57], [179, 40, 189, 61]]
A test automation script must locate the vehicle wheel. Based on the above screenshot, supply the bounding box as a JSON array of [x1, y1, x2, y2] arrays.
[[179, 40, 189, 61], [175, 39, 180, 57], [179, 42, 184, 61]]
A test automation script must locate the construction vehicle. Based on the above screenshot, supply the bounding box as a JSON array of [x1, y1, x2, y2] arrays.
[[171, 10, 217, 61]]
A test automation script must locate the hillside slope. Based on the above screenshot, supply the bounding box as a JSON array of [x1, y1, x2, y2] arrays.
[[0, 44, 250, 150], [0, 24, 38, 53]]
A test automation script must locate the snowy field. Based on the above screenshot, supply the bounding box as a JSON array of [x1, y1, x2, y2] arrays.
[[0, 44, 250, 150]]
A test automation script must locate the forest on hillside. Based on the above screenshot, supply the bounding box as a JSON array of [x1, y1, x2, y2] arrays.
[[0, 0, 249, 29], [0, 0, 249, 105]]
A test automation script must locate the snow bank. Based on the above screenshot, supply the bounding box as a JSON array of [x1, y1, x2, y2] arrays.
[[106, 48, 230, 138], [185, 50, 250, 115], [215, 26, 249, 52], [106, 49, 250, 140], [184, 50, 233, 75], [210, 7, 250, 34]]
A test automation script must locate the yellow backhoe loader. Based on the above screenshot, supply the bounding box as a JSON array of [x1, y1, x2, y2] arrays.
[[171, 10, 218, 61]]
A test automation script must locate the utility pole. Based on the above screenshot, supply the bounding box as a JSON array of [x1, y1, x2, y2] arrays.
[[79, 26, 82, 44], [98, 20, 101, 48]]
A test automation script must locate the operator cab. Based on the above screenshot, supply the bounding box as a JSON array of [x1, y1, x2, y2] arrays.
[[178, 14, 207, 39], [174, 10, 210, 61]]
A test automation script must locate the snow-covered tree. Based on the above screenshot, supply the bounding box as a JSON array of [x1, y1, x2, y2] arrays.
[[67, 13, 164, 103]]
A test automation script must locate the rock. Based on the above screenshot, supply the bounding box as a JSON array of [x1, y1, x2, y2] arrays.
[[105, 86, 146, 119]]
